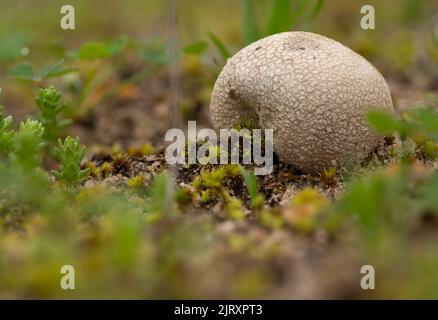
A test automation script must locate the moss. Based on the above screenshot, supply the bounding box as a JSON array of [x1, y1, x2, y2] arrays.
[[174, 187, 192, 206], [251, 194, 265, 210], [75, 184, 111, 213], [291, 188, 328, 207], [193, 165, 240, 192], [127, 144, 155, 157], [320, 167, 338, 186], [110, 144, 123, 157], [200, 190, 212, 202], [226, 196, 245, 220], [127, 175, 145, 188], [197, 144, 221, 164], [232, 269, 269, 299], [85, 161, 98, 177], [97, 162, 112, 178], [191, 165, 247, 219], [415, 138, 438, 161], [225, 164, 241, 176], [283, 188, 329, 233], [233, 118, 255, 131], [389, 147, 398, 159], [193, 169, 223, 189], [259, 208, 284, 230], [112, 155, 130, 175]]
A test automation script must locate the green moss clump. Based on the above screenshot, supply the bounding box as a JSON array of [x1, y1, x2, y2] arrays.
[[233, 118, 256, 131], [127, 175, 145, 188], [320, 167, 337, 186]]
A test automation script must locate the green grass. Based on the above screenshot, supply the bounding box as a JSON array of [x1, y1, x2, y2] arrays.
[[0, 93, 437, 297]]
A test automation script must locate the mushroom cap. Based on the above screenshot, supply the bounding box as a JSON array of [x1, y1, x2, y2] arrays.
[[210, 31, 394, 173]]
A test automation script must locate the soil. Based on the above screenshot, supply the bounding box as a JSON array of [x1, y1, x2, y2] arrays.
[[46, 70, 436, 298], [69, 73, 406, 299]]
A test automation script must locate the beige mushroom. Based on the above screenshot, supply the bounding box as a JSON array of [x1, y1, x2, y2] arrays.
[[210, 31, 394, 173]]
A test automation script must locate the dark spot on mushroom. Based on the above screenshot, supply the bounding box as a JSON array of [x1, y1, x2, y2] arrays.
[[255, 46, 262, 51], [313, 56, 316, 59], [229, 89, 237, 98], [298, 47, 305, 50]]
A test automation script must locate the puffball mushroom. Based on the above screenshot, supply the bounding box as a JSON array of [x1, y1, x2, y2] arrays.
[[210, 31, 394, 173]]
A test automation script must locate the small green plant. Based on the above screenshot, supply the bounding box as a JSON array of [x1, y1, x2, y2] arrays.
[[233, 118, 255, 131], [192, 165, 250, 218], [127, 174, 145, 188], [146, 172, 173, 221], [198, 144, 221, 164], [193, 165, 241, 192], [9, 59, 76, 83], [368, 108, 438, 161], [8, 36, 174, 120], [259, 208, 284, 229], [11, 119, 45, 170], [52, 136, 90, 186], [68, 37, 174, 118], [283, 187, 329, 233], [209, 32, 232, 61], [193, 167, 225, 190], [0, 105, 14, 160], [320, 167, 337, 186], [240, 166, 264, 210], [0, 117, 50, 206], [226, 195, 246, 220], [36, 86, 71, 143], [127, 143, 155, 157], [328, 164, 413, 243]]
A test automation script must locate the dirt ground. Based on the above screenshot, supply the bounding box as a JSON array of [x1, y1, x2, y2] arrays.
[[55, 69, 434, 298]]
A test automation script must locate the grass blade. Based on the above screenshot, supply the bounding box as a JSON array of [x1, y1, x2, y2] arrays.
[[242, 0, 260, 44], [304, 0, 325, 28], [209, 32, 231, 61], [266, 0, 292, 35], [240, 166, 258, 201], [290, 0, 308, 29], [182, 41, 208, 55], [239, 165, 264, 209]]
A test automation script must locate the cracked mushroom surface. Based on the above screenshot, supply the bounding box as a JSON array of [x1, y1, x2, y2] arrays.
[[210, 31, 394, 173]]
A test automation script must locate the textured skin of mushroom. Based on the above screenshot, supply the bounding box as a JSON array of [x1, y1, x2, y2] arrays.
[[210, 32, 394, 173]]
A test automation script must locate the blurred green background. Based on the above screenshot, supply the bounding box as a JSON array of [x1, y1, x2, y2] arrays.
[[1, 0, 438, 117]]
